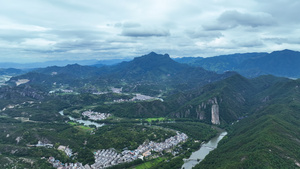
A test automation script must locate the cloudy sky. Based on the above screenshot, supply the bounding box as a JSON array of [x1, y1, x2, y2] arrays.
[[1, 0, 300, 62]]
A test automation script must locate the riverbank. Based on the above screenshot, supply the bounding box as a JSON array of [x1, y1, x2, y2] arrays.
[[181, 129, 227, 169], [59, 110, 104, 128]]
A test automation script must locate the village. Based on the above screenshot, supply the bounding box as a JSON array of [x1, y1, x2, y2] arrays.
[[82, 110, 111, 121], [91, 132, 187, 169], [47, 132, 188, 169]]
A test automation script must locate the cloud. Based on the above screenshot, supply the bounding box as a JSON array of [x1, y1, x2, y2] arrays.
[[122, 22, 141, 28], [0, 0, 300, 62], [202, 24, 235, 31], [218, 10, 276, 27], [203, 10, 276, 31], [232, 39, 264, 47], [121, 27, 170, 37], [114, 22, 141, 28], [263, 37, 300, 45], [185, 29, 223, 39]]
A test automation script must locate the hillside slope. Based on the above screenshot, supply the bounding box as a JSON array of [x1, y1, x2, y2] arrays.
[[195, 78, 300, 168]]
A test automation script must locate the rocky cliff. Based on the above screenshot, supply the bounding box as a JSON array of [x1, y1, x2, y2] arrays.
[[173, 97, 221, 125], [211, 104, 220, 125]]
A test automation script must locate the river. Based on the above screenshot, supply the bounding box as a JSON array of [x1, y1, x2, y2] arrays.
[[59, 111, 104, 128], [181, 130, 228, 169]]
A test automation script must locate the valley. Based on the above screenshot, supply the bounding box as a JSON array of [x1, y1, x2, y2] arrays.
[[0, 51, 300, 168]]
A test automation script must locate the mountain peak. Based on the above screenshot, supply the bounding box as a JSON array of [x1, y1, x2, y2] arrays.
[[270, 49, 298, 55], [132, 52, 174, 65], [142, 52, 170, 59]]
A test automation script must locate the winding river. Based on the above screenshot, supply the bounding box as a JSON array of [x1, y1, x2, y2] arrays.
[[181, 130, 228, 169], [59, 110, 104, 128]]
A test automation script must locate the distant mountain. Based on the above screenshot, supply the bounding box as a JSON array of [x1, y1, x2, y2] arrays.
[[7, 52, 235, 95], [0, 68, 27, 76], [104, 52, 219, 82], [91, 58, 131, 67], [239, 49, 300, 78], [0, 60, 98, 69], [34, 64, 100, 78], [173, 57, 204, 65], [175, 49, 300, 78], [0, 59, 130, 69]]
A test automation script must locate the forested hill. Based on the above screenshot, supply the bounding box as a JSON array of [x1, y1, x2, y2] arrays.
[[195, 77, 300, 168], [7, 52, 235, 94], [175, 49, 300, 78]]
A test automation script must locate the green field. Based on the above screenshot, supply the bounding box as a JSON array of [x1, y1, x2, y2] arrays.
[[76, 125, 93, 132], [132, 157, 164, 169], [68, 121, 93, 132], [146, 117, 167, 123], [68, 122, 77, 126]]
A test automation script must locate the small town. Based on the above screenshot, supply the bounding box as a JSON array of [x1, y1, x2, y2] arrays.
[[48, 132, 188, 169], [91, 132, 188, 168], [82, 110, 111, 121]]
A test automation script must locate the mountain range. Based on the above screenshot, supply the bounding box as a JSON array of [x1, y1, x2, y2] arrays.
[[0, 58, 130, 69], [2, 51, 300, 168], [7, 52, 234, 95], [175, 49, 300, 78]]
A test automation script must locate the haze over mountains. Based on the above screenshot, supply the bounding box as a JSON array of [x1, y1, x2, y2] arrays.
[[176, 49, 300, 78], [2, 49, 300, 79], [7, 52, 234, 97]]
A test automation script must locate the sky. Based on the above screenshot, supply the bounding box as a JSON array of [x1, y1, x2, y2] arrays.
[[0, 0, 300, 63]]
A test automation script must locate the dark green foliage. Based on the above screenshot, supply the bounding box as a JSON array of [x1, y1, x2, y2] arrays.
[[93, 100, 168, 118], [194, 78, 300, 169], [77, 148, 95, 165], [158, 122, 217, 141], [88, 124, 176, 150], [0, 155, 54, 169], [148, 155, 184, 169], [107, 159, 143, 169]]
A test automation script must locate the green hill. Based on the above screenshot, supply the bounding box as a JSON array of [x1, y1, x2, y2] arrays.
[[194, 78, 300, 168]]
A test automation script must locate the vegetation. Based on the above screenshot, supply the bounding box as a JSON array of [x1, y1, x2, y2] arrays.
[[2, 51, 300, 168], [132, 157, 164, 169], [146, 117, 168, 123], [194, 78, 300, 168], [158, 122, 217, 141]]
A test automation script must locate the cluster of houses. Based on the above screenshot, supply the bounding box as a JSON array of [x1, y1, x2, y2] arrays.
[[91, 132, 188, 168], [48, 157, 91, 169], [82, 110, 111, 121], [49, 89, 74, 94], [58, 145, 73, 157], [28, 141, 71, 158], [47, 132, 187, 169]]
